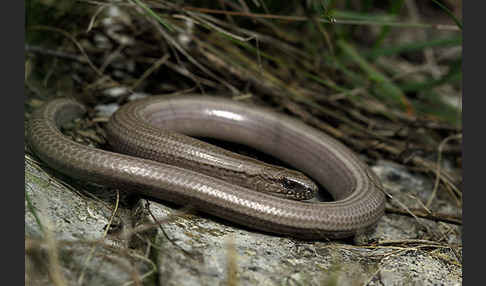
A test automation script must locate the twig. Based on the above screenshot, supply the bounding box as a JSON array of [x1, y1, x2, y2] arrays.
[[130, 54, 170, 90], [385, 207, 461, 225], [27, 26, 103, 76], [25, 44, 89, 64]]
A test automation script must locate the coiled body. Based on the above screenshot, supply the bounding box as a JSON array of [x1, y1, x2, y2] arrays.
[[27, 96, 385, 239]]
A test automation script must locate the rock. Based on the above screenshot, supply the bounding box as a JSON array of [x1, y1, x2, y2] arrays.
[[25, 156, 154, 286], [25, 155, 462, 285]]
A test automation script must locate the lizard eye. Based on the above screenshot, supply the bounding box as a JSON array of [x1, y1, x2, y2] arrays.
[[282, 178, 299, 190]]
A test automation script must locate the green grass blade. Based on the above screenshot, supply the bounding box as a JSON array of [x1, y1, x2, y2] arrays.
[[373, 0, 405, 48], [431, 0, 462, 30], [337, 39, 410, 110], [363, 35, 462, 59], [131, 0, 174, 32], [26, 189, 44, 233], [399, 59, 462, 92]]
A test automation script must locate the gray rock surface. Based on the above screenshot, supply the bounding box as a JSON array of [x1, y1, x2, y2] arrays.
[[25, 155, 155, 286], [25, 155, 462, 286]]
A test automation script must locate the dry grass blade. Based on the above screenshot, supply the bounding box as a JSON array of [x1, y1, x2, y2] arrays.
[[427, 133, 463, 208], [179, 5, 460, 30], [77, 190, 120, 285], [44, 221, 68, 286]]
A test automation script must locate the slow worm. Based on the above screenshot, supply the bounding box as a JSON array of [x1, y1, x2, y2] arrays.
[[27, 95, 385, 239]]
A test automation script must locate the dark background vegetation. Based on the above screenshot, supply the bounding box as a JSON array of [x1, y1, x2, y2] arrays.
[[25, 0, 462, 202]]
